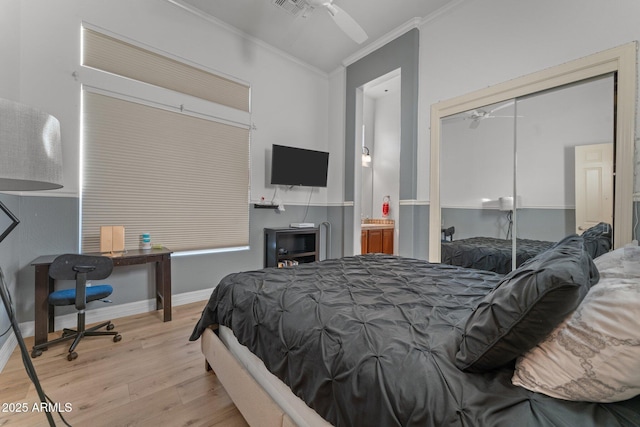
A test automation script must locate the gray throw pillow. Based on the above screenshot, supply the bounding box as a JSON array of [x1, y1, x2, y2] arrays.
[[455, 235, 599, 373]]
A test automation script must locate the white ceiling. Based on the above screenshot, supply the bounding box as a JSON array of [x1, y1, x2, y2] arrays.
[[169, 0, 458, 73]]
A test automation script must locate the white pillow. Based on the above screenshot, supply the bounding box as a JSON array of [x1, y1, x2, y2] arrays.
[[512, 276, 640, 402], [594, 243, 640, 279]]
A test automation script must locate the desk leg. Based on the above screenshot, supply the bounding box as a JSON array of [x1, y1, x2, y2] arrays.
[[156, 254, 172, 322], [34, 265, 52, 346]]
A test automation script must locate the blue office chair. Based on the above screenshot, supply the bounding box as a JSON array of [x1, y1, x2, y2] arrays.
[[31, 254, 122, 361]]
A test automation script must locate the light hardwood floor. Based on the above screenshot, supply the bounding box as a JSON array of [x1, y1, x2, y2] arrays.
[[0, 301, 249, 427]]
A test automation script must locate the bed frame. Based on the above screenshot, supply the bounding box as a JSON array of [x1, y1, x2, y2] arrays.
[[202, 326, 294, 426], [201, 326, 332, 427]]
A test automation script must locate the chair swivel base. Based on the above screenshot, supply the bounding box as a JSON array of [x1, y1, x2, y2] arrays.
[[31, 320, 122, 361]]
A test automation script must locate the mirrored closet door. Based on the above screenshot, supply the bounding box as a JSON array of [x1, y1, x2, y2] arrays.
[[515, 76, 614, 243], [438, 74, 615, 273], [441, 100, 516, 240]]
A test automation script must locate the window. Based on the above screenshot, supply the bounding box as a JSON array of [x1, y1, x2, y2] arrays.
[[81, 27, 250, 253]]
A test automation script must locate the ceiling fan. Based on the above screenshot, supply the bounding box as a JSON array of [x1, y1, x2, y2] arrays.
[[272, 0, 368, 44], [467, 107, 514, 129], [444, 101, 521, 129]]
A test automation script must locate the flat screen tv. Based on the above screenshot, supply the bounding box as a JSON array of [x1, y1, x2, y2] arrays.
[[271, 144, 329, 187]]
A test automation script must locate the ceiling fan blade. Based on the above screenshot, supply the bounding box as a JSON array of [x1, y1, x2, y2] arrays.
[[468, 109, 486, 120], [489, 100, 515, 114], [442, 115, 466, 123], [325, 4, 368, 44]]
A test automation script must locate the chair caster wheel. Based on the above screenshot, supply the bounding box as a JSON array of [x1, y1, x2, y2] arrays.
[[67, 352, 78, 361], [113, 334, 122, 343], [31, 349, 43, 358], [107, 323, 115, 331]]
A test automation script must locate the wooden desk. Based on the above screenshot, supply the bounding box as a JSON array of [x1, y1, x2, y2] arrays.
[[31, 247, 172, 346]]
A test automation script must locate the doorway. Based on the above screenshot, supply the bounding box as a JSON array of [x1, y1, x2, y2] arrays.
[[356, 69, 401, 254]]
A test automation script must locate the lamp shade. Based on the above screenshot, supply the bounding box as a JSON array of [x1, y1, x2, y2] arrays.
[[499, 196, 513, 211], [0, 98, 63, 191], [362, 146, 372, 167], [499, 195, 521, 211]]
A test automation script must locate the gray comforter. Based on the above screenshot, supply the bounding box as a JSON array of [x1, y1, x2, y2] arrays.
[[190, 254, 640, 427]]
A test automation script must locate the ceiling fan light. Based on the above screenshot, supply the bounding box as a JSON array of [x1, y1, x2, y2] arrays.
[[362, 146, 372, 167]]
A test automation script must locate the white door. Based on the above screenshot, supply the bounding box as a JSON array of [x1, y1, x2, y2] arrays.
[[574, 143, 613, 234]]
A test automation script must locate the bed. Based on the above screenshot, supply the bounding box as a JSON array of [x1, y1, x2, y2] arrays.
[[190, 235, 640, 427], [441, 222, 612, 274]]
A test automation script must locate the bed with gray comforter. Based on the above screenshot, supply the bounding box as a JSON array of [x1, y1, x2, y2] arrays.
[[191, 245, 639, 427]]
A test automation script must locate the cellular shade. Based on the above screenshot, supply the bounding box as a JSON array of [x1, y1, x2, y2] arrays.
[[81, 91, 250, 252], [82, 28, 250, 112]]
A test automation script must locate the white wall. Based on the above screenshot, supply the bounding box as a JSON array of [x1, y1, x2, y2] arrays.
[[359, 89, 401, 221], [517, 76, 614, 208], [0, 0, 20, 100], [372, 90, 401, 220], [440, 102, 514, 209], [416, 0, 640, 203], [10, 0, 330, 207], [361, 95, 375, 218], [440, 76, 614, 210]]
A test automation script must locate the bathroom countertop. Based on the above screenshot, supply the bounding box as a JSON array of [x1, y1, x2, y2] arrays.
[[361, 223, 395, 230]]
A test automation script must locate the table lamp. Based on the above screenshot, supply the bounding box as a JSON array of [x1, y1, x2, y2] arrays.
[[499, 196, 522, 240], [0, 97, 63, 426]]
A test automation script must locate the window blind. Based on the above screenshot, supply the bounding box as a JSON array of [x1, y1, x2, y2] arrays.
[[81, 27, 251, 253], [82, 27, 250, 112], [81, 91, 250, 252]]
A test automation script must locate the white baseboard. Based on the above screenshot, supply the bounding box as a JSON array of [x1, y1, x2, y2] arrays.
[[172, 288, 213, 306], [0, 331, 17, 372], [0, 287, 214, 373]]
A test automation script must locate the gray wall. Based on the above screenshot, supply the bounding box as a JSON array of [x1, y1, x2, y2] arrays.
[[399, 203, 429, 259], [344, 29, 419, 202], [1, 195, 77, 347], [442, 207, 575, 241], [0, 194, 20, 349], [344, 29, 423, 257]]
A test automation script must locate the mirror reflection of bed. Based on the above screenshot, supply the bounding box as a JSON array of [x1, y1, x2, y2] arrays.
[[439, 74, 615, 274]]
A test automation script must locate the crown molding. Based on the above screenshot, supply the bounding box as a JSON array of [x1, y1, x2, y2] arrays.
[[420, 0, 469, 26], [167, 0, 469, 79], [339, 0, 469, 71], [340, 17, 422, 70]]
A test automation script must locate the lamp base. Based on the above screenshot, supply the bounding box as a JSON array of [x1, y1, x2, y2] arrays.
[[0, 264, 55, 426], [0, 199, 20, 244]]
